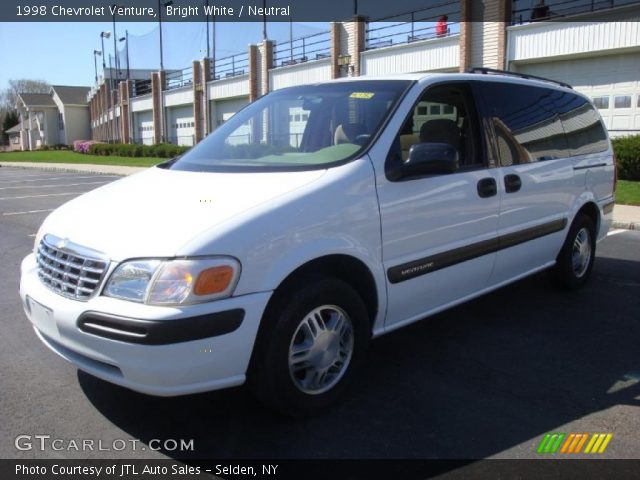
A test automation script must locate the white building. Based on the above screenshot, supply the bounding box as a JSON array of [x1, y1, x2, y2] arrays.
[[15, 85, 91, 150]]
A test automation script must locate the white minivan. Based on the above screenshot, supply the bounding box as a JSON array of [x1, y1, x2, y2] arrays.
[[20, 71, 616, 415]]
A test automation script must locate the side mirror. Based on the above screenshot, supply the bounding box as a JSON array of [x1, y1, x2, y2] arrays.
[[401, 143, 459, 178]]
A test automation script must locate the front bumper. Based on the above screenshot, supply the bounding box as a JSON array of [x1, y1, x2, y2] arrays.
[[20, 253, 271, 396]]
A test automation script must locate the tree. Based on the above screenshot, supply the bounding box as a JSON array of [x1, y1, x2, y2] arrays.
[[2, 110, 19, 144], [0, 78, 50, 112]]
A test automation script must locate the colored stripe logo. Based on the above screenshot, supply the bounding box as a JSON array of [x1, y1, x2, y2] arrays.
[[537, 433, 612, 454]]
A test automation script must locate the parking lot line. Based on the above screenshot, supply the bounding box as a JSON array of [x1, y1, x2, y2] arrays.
[[3, 209, 55, 216], [607, 229, 625, 237], [0, 175, 119, 184], [0, 192, 89, 200], [0, 181, 110, 190]]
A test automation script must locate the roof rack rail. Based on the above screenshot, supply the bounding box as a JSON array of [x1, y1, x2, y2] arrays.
[[466, 67, 573, 89]]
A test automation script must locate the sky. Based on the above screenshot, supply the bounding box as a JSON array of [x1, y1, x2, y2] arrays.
[[0, 21, 329, 90]]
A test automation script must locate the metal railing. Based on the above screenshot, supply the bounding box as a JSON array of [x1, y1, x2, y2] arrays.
[[511, 0, 637, 24], [210, 52, 249, 80], [365, 1, 460, 50], [273, 31, 331, 67], [165, 66, 194, 91], [132, 79, 152, 97]]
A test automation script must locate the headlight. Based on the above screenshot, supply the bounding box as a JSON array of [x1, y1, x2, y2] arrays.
[[104, 257, 240, 305]]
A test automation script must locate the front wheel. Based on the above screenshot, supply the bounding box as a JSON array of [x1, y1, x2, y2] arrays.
[[552, 214, 596, 290], [248, 277, 370, 417]]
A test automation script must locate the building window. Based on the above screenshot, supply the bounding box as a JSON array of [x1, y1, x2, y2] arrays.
[[11, 136, 19, 144], [637, 95, 640, 108], [443, 105, 454, 114], [58, 112, 64, 130], [593, 97, 609, 109], [614, 96, 631, 108], [429, 105, 441, 115], [417, 106, 427, 116]]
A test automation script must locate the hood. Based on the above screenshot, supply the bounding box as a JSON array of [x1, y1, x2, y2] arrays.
[[40, 166, 326, 261]]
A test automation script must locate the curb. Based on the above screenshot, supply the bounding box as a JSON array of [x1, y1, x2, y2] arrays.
[[612, 221, 639, 231], [0, 162, 146, 176]]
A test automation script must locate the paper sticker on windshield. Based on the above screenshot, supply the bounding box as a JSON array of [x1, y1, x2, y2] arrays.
[[350, 92, 375, 99]]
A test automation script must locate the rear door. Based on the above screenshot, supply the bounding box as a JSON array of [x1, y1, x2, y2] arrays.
[[371, 81, 501, 329], [475, 80, 578, 284]]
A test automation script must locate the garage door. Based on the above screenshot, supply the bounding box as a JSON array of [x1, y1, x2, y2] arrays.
[[133, 111, 154, 145], [166, 105, 194, 146], [514, 52, 640, 137], [211, 97, 249, 130]]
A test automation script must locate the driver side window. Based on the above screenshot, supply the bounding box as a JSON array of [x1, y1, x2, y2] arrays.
[[387, 83, 484, 177]]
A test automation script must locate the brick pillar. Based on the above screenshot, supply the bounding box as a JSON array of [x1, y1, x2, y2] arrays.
[[347, 16, 366, 76], [111, 89, 119, 142], [497, 0, 511, 70], [330, 22, 340, 79], [151, 72, 163, 144], [119, 81, 131, 144], [193, 59, 204, 143], [459, 0, 472, 72], [100, 83, 107, 141], [248, 44, 259, 102], [259, 40, 273, 96], [202, 57, 212, 135]]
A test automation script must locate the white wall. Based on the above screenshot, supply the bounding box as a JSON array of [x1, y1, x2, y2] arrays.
[[63, 106, 91, 144], [507, 20, 640, 63], [269, 59, 332, 90], [361, 35, 459, 75], [208, 75, 250, 99]]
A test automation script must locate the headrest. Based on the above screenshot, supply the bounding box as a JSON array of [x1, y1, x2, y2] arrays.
[[419, 119, 460, 149]]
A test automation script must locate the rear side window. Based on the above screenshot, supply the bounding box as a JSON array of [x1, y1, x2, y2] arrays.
[[479, 82, 569, 165], [480, 82, 608, 163], [558, 94, 608, 156]]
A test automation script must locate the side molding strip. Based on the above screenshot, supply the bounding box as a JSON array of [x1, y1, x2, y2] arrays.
[[387, 218, 567, 284]]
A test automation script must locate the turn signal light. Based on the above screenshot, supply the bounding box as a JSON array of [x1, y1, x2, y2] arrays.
[[194, 266, 234, 295]]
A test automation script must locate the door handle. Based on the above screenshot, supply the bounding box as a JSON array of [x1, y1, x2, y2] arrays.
[[477, 177, 497, 198], [504, 174, 522, 193]]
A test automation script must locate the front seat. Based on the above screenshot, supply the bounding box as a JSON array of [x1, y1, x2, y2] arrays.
[[334, 123, 367, 145], [419, 119, 461, 153]]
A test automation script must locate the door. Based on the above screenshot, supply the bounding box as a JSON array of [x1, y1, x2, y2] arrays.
[[373, 82, 501, 329], [476, 80, 578, 284]]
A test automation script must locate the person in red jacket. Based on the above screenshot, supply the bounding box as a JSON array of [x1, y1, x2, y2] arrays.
[[436, 15, 448, 37]]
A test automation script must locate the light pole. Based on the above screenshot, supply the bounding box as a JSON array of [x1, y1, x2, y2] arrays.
[[119, 32, 129, 80], [101, 31, 112, 142], [93, 50, 101, 84], [262, 0, 267, 40], [158, 0, 173, 143], [158, 0, 173, 71], [205, 0, 210, 59], [112, 5, 121, 81]]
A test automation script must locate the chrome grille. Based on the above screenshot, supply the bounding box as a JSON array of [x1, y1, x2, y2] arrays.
[[36, 235, 109, 300]]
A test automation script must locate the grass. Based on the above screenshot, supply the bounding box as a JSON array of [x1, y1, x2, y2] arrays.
[[0, 150, 161, 167], [2, 150, 640, 206], [616, 180, 640, 206]]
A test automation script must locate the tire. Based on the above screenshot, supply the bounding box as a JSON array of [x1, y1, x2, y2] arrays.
[[552, 213, 596, 290], [248, 276, 370, 417]]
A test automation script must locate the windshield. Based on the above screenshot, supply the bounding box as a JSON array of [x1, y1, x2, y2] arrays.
[[166, 80, 412, 172]]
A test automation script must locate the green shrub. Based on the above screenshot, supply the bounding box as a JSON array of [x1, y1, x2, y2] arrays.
[[86, 142, 189, 159], [612, 135, 640, 181]]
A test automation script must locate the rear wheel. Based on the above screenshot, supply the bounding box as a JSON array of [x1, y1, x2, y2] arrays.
[[248, 277, 370, 417], [552, 214, 596, 290]]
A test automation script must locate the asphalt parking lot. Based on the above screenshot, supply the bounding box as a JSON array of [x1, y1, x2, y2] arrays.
[[1, 166, 639, 461]]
